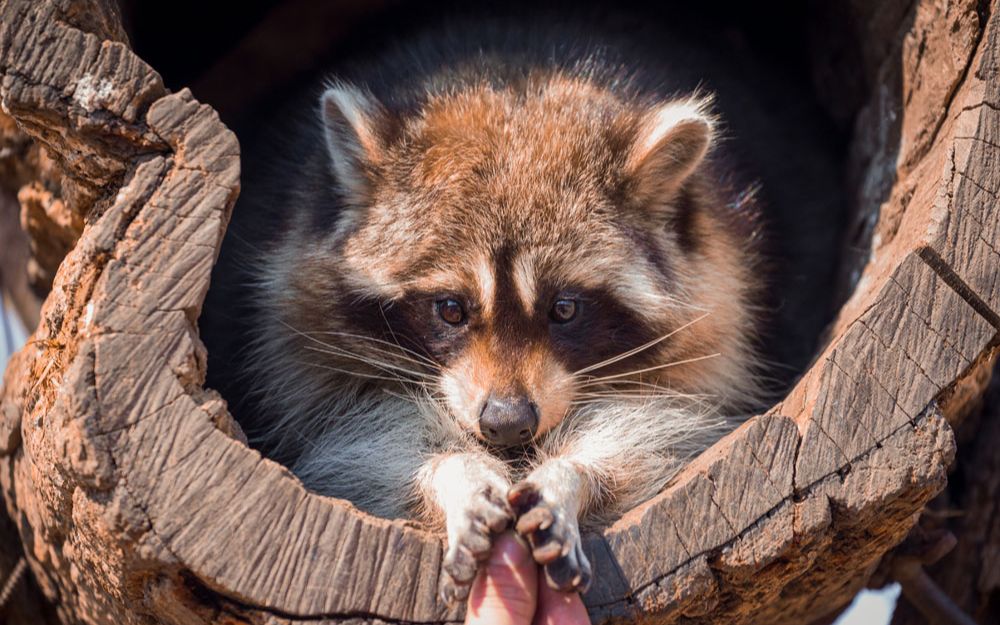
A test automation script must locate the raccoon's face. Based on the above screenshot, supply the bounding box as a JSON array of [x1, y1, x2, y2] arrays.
[[283, 76, 756, 447]]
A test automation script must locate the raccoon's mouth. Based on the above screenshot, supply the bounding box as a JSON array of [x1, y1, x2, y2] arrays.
[[479, 438, 540, 465]]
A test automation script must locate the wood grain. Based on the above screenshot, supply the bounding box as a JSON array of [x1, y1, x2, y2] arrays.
[[0, 0, 997, 624]]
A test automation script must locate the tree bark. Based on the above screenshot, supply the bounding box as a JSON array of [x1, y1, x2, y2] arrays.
[[0, 0, 998, 624]]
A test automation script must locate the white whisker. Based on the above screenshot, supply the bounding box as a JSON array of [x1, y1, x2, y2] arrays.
[[303, 361, 433, 386], [312, 329, 440, 368], [577, 353, 721, 386], [572, 312, 712, 376], [305, 332, 438, 372], [303, 345, 437, 381]]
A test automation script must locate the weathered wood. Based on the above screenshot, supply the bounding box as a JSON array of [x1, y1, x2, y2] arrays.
[[884, 359, 1000, 625], [0, 0, 998, 624]]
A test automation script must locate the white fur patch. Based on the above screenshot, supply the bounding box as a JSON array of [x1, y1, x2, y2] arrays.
[[474, 255, 496, 316], [320, 83, 380, 204], [638, 97, 714, 160], [428, 454, 505, 512], [439, 364, 486, 434], [611, 260, 693, 316], [535, 395, 737, 528], [524, 458, 584, 517], [631, 96, 715, 194], [512, 251, 537, 316]]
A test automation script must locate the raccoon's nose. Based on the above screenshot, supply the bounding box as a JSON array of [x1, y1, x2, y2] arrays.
[[479, 394, 539, 446]]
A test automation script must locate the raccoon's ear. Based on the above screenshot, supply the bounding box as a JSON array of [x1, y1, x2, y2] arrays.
[[627, 98, 714, 205], [320, 83, 386, 203]]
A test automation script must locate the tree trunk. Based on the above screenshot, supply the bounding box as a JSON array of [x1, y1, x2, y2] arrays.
[[0, 0, 998, 624]]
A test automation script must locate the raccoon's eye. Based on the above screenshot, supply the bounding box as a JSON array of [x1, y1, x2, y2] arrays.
[[437, 298, 466, 325], [550, 298, 578, 324]]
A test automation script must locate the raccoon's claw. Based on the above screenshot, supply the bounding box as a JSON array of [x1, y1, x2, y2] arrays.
[[508, 481, 593, 593], [439, 485, 513, 604], [540, 536, 592, 593], [439, 571, 472, 604]]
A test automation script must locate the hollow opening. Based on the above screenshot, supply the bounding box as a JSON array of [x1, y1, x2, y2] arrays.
[[4, 3, 995, 623], [120, 0, 881, 522]]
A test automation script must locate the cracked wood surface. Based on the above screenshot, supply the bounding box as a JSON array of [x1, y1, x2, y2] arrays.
[[0, 0, 998, 624], [889, 362, 1000, 624]]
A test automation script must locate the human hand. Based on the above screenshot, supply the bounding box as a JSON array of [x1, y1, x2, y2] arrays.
[[464, 532, 591, 625]]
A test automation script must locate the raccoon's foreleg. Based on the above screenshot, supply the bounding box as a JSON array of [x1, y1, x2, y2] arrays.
[[512, 400, 725, 593], [420, 452, 513, 603], [507, 458, 592, 593]]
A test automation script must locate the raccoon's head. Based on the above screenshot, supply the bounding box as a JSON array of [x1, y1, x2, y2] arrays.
[[274, 74, 758, 448]]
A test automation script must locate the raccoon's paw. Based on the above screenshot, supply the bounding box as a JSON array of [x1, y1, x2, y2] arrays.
[[508, 481, 592, 593], [439, 485, 513, 604]]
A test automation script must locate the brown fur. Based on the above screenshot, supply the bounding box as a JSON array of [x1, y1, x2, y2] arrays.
[[244, 66, 761, 600], [274, 75, 758, 438]]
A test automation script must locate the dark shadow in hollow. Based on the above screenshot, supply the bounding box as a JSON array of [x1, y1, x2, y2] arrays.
[[133, 0, 855, 406]]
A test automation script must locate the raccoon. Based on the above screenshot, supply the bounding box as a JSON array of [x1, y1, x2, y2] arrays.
[[207, 19, 764, 601]]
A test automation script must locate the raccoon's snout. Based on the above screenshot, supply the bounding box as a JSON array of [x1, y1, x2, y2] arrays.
[[479, 394, 539, 446]]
